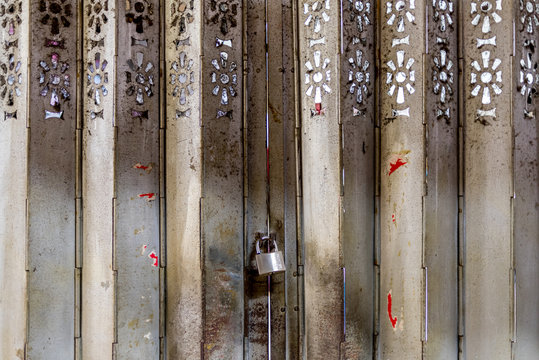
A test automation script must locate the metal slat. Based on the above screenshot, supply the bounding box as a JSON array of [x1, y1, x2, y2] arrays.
[[26, 0, 78, 358], [341, 0, 376, 358], [379, 1, 426, 358], [462, 1, 513, 357], [201, 0, 245, 357], [164, 0, 203, 357]]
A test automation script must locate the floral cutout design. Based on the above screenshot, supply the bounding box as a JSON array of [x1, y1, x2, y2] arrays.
[[87, 52, 109, 106], [433, 49, 454, 104], [126, 0, 154, 34], [518, 41, 538, 109], [210, 0, 238, 36], [386, 0, 416, 33], [432, 0, 454, 32], [171, 0, 194, 36], [519, 0, 539, 34], [170, 51, 194, 106], [305, 50, 331, 114], [0, 54, 22, 106], [210, 51, 237, 106], [347, 49, 371, 107], [39, 0, 73, 35], [347, 1, 371, 33], [471, 0, 502, 34], [304, 0, 331, 34], [87, 0, 109, 35], [0, 1, 22, 36], [470, 50, 502, 105], [126, 52, 155, 105], [39, 53, 70, 109], [386, 50, 415, 104]]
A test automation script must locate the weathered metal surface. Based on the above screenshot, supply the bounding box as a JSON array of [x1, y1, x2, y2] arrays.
[[245, 1, 270, 357], [281, 1, 300, 358], [26, 1, 78, 358], [379, 0, 425, 358], [201, 1, 244, 358], [82, 0, 116, 357], [341, 0, 376, 358], [424, 1, 459, 358], [165, 0, 203, 358], [514, 1, 539, 358], [114, 0, 160, 357], [0, 1, 28, 358], [298, 0, 343, 358], [462, 0, 513, 358]]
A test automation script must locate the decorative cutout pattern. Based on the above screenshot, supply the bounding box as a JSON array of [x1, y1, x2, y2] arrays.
[[386, 50, 415, 105], [86, 0, 109, 35], [38, 0, 72, 35], [171, 0, 194, 36], [471, 0, 502, 34], [209, 0, 238, 36], [125, 52, 155, 105], [347, 49, 370, 106], [0, 54, 22, 106], [210, 51, 237, 106], [170, 51, 194, 106], [519, 0, 539, 34], [86, 52, 109, 106], [0, 1, 22, 36], [347, 0, 371, 33], [304, 0, 331, 34], [39, 52, 71, 109], [125, 0, 154, 33], [518, 42, 538, 107], [386, 0, 416, 33], [305, 50, 331, 114], [432, 0, 454, 32]]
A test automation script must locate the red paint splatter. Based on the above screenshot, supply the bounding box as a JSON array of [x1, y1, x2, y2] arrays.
[[135, 164, 149, 170], [388, 158, 407, 176], [315, 103, 322, 115], [138, 193, 156, 201], [388, 292, 397, 328], [149, 251, 158, 267], [392, 214, 396, 223]]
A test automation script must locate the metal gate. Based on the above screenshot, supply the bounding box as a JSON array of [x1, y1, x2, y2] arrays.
[[0, 1, 537, 359]]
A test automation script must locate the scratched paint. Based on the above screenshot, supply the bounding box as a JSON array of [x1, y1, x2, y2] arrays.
[[138, 193, 156, 201], [387, 291, 397, 329], [148, 251, 158, 267]]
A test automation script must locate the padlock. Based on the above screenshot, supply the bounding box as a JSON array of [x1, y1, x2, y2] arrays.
[[255, 236, 286, 276]]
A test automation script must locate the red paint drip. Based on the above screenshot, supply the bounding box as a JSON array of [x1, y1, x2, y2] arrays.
[[388, 292, 398, 328], [149, 251, 158, 267], [139, 193, 156, 201], [388, 158, 407, 176]]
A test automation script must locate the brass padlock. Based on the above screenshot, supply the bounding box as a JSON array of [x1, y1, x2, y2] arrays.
[[255, 236, 286, 276]]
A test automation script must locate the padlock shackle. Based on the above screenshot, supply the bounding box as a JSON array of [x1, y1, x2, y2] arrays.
[[256, 235, 278, 254]]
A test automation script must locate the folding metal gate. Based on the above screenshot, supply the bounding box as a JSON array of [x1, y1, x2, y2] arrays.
[[0, 1, 537, 359]]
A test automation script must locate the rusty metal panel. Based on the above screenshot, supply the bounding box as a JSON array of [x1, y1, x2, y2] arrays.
[[164, 0, 203, 358], [26, 1, 78, 358], [298, 0, 343, 358], [379, 0, 425, 358], [0, 1, 28, 358], [462, 1, 513, 358], [244, 1, 270, 357], [82, 0, 116, 357], [201, 1, 244, 358], [514, 1, 539, 358], [424, 1, 459, 358], [114, 0, 160, 357], [341, 0, 376, 357]]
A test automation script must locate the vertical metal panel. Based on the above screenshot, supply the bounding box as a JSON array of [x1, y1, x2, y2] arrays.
[[298, 0, 343, 358], [244, 1, 270, 357], [424, 1, 459, 358], [27, 1, 78, 358], [462, 1, 513, 358], [0, 1, 28, 358], [114, 0, 160, 357], [379, 0, 425, 358], [82, 0, 116, 357], [164, 0, 203, 358], [341, 0, 376, 357], [514, 1, 539, 357], [201, 1, 244, 358], [281, 2, 300, 358]]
